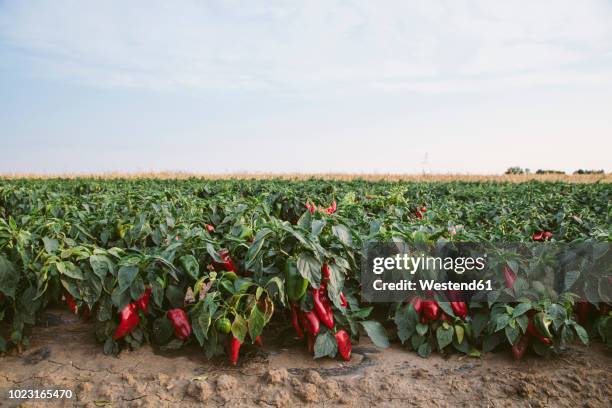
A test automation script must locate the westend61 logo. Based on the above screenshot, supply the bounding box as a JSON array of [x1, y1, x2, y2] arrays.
[[361, 242, 611, 303]]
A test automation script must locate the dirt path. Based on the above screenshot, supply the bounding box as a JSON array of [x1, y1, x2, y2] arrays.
[[1, 309, 610, 407]]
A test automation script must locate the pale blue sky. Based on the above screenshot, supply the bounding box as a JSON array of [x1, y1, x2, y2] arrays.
[[1, 0, 611, 174]]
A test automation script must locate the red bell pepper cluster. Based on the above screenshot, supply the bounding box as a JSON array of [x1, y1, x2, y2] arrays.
[[410, 295, 468, 322], [290, 263, 352, 361], [305, 199, 337, 215], [415, 206, 427, 220], [512, 310, 553, 360], [532, 230, 553, 241], [113, 287, 152, 340]]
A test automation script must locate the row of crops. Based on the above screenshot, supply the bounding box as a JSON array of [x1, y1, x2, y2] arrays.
[[0, 179, 610, 363]]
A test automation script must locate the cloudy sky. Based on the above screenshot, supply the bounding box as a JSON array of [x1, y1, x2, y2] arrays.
[[1, 0, 611, 174]]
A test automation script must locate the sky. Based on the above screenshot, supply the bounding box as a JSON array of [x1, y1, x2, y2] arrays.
[[1, 0, 611, 175]]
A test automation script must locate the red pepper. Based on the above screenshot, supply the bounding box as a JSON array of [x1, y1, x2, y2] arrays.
[[543, 231, 553, 240], [335, 330, 352, 361], [306, 332, 315, 354], [205, 224, 215, 233], [305, 201, 316, 214], [303, 310, 320, 336], [82, 305, 90, 321], [527, 320, 552, 345], [575, 302, 591, 326], [450, 301, 468, 319], [512, 334, 529, 361], [420, 206, 427, 213], [167, 308, 192, 340], [409, 296, 423, 314], [421, 300, 439, 321], [65, 293, 78, 315], [113, 303, 140, 340], [135, 287, 152, 313], [340, 292, 348, 308], [504, 264, 516, 292], [322, 263, 331, 281], [254, 335, 263, 347], [291, 303, 304, 338], [228, 336, 242, 365], [326, 200, 337, 215], [213, 249, 237, 273], [313, 288, 334, 330]]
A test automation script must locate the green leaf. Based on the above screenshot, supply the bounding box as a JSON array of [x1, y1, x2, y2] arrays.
[[0, 255, 18, 298], [332, 224, 352, 246], [436, 301, 455, 318], [311, 220, 326, 236], [231, 314, 248, 343], [42, 237, 59, 254], [248, 305, 266, 341], [90, 255, 114, 279], [179, 255, 200, 280], [505, 323, 520, 345], [245, 230, 272, 269], [495, 314, 511, 332], [417, 342, 432, 358], [512, 302, 532, 318], [297, 253, 322, 288], [314, 330, 338, 359], [454, 325, 465, 344], [394, 304, 418, 343], [152, 317, 174, 345], [118, 265, 139, 291], [436, 325, 454, 350], [416, 323, 428, 336], [573, 324, 589, 345], [57, 262, 84, 280], [361, 320, 389, 348]]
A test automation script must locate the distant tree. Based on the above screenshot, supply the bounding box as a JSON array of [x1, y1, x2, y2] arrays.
[[505, 167, 530, 175], [573, 169, 604, 175], [535, 169, 565, 175]]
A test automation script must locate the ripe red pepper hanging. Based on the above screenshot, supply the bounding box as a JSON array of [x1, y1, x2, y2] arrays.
[[512, 334, 529, 361], [135, 287, 152, 313], [303, 310, 320, 336], [64, 292, 78, 315], [504, 264, 516, 292], [290, 303, 304, 338], [312, 288, 334, 330], [335, 329, 352, 361], [113, 303, 140, 340], [228, 336, 242, 365], [421, 300, 439, 321], [340, 292, 348, 308], [450, 302, 468, 319], [167, 308, 192, 340]]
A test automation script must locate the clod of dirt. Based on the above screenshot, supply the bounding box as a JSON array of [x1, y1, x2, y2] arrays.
[[216, 374, 238, 391], [296, 382, 319, 403], [22, 346, 51, 365], [186, 380, 213, 402], [303, 369, 324, 385], [265, 368, 290, 384]]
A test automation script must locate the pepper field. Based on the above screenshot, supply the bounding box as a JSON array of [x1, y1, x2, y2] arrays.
[[0, 177, 610, 407]]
